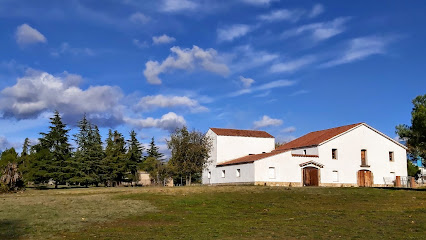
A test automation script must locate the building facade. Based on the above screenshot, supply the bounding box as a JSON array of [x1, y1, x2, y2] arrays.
[[202, 123, 407, 187]]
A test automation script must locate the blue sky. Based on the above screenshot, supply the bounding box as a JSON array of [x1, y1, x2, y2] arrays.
[[0, 0, 425, 155]]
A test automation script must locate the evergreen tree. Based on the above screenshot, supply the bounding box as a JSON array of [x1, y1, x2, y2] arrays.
[[126, 130, 143, 184], [146, 137, 164, 160], [71, 115, 103, 186], [21, 138, 30, 157], [38, 111, 72, 188], [103, 130, 127, 186]]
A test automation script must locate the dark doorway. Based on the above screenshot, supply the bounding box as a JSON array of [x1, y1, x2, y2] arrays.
[[358, 170, 373, 187], [303, 167, 319, 186]]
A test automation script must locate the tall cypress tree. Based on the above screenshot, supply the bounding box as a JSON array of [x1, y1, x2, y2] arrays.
[[38, 111, 72, 188]]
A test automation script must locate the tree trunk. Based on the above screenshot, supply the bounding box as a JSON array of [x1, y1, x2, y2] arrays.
[[189, 173, 192, 186]]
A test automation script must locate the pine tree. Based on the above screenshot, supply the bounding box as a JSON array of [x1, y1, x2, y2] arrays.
[[146, 137, 164, 161], [72, 115, 105, 187], [38, 111, 72, 188], [126, 130, 143, 184], [142, 137, 167, 185], [103, 130, 127, 186]]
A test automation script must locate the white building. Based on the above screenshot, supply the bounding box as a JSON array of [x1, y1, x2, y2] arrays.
[[202, 123, 407, 187]]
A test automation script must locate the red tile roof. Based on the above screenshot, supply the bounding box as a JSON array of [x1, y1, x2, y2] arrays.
[[276, 123, 364, 151], [216, 150, 288, 166], [210, 128, 274, 138]]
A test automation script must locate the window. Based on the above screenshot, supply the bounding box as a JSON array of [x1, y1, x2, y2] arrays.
[[236, 169, 241, 178], [208, 171, 211, 179], [332, 170, 339, 182], [269, 167, 276, 179], [332, 149, 338, 160], [361, 149, 367, 166], [303, 150, 307, 155], [221, 170, 225, 178], [389, 151, 394, 162]]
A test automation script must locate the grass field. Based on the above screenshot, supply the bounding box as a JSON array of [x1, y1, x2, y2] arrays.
[[0, 186, 425, 239]]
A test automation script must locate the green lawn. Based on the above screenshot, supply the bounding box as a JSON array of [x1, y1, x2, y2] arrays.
[[1, 186, 425, 239]]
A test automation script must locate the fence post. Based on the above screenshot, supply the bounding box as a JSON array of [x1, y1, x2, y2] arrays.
[[410, 177, 417, 188], [395, 176, 401, 187]]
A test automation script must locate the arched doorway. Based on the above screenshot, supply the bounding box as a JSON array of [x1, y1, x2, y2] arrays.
[[303, 167, 319, 186], [357, 170, 373, 187]]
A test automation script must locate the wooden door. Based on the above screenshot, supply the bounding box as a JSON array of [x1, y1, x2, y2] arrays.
[[303, 167, 319, 186], [357, 170, 373, 187]]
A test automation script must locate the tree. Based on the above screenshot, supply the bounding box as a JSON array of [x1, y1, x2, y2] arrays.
[[0, 148, 18, 168], [38, 111, 73, 188], [141, 137, 167, 185], [167, 126, 212, 185], [103, 130, 127, 186], [407, 161, 420, 178], [396, 94, 426, 165], [126, 130, 144, 184], [146, 137, 164, 160], [71, 115, 105, 187]]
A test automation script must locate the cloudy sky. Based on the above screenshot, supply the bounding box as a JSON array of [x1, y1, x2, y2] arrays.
[[0, 0, 425, 154]]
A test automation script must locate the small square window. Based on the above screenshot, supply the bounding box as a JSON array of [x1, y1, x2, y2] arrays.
[[236, 169, 241, 178], [221, 170, 225, 178], [389, 152, 394, 162], [332, 149, 338, 160], [269, 167, 276, 179], [208, 171, 211, 179]]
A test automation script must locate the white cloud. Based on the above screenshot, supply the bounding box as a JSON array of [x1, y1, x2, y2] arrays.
[[308, 4, 324, 18], [240, 0, 279, 6], [253, 115, 283, 129], [239, 76, 255, 88], [282, 17, 350, 41], [229, 45, 279, 72], [15, 24, 47, 47], [161, 0, 198, 12], [230, 79, 295, 97], [270, 56, 316, 73], [321, 36, 391, 68], [124, 112, 186, 132], [290, 90, 309, 96], [258, 9, 305, 22], [50, 42, 95, 57], [152, 34, 176, 45], [133, 39, 148, 49], [135, 95, 208, 112], [0, 70, 123, 125], [129, 12, 150, 24], [143, 45, 229, 84], [217, 24, 253, 42], [281, 126, 296, 133]]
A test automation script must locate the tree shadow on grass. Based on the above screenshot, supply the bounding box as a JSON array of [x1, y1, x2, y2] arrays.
[[375, 187, 426, 192], [0, 220, 27, 239]]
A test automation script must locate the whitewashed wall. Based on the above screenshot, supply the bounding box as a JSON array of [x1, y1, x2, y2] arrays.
[[317, 124, 407, 185], [254, 125, 407, 186], [202, 129, 274, 184], [292, 146, 319, 155], [216, 135, 275, 164]]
